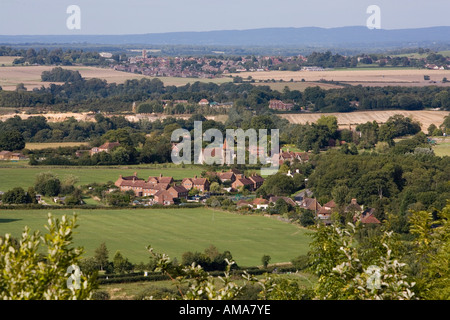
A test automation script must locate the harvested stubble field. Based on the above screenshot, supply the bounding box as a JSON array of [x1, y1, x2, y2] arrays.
[[0, 65, 231, 91], [0, 56, 17, 67], [279, 110, 449, 131], [25, 142, 90, 150], [253, 81, 344, 91], [231, 69, 450, 87]]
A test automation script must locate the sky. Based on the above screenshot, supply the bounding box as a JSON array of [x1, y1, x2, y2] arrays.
[[0, 0, 449, 35]]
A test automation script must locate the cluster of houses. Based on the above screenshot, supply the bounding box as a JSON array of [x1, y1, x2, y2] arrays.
[[114, 168, 266, 206], [108, 51, 312, 79], [268, 99, 295, 111], [112, 54, 272, 79], [0, 151, 27, 161], [237, 191, 380, 225]]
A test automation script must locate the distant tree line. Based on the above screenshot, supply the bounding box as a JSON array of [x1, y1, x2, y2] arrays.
[[41, 67, 83, 82], [0, 47, 107, 66], [1, 69, 449, 113]]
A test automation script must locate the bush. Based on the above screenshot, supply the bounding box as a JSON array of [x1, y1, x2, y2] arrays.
[[291, 255, 310, 270], [91, 291, 110, 300]]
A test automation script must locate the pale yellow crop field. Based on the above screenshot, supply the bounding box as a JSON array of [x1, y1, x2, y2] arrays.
[[280, 110, 449, 132], [231, 69, 450, 87], [0, 65, 232, 91], [0, 56, 18, 67]]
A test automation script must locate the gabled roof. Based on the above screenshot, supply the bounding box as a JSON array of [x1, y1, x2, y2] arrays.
[[361, 214, 381, 224], [318, 207, 332, 215], [192, 178, 209, 185], [253, 197, 269, 205], [300, 197, 322, 211], [359, 208, 381, 224], [236, 199, 251, 207], [235, 177, 254, 186], [323, 200, 336, 208], [249, 174, 264, 183], [345, 198, 362, 212], [159, 176, 173, 184], [99, 141, 120, 150], [229, 168, 242, 175], [219, 172, 235, 180], [269, 196, 296, 207], [170, 185, 188, 193]]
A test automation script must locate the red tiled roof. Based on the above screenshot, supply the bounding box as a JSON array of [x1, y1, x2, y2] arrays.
[[361, 214, 381, 224], [301, 197, 322, 210], [192, 178, 208, 186], [99, 141, 120, 150], [269, 196, 296, 207], [249, 174, 264, 183], [323, 200, 336, 208], [318, 207, 331, 215], [253, 198, 269, 205], [219, 172, 235, 180], [170, 185, 188, 194], [236, 177, 254, 186], [229, 168, 242, 175]]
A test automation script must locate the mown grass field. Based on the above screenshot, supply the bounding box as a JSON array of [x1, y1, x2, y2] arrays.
[[0, 208, 312, 267], [0, 164, 204, 191], [433, 141, 450, 157]]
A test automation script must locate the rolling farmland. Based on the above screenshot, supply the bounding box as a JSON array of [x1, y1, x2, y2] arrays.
[[231, 69, 450, 87], [0, 65, 231, 91], [0, 208, 312, 266], [279, 110, 449, 131]]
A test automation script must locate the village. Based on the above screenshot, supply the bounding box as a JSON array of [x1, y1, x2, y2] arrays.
[[112, 143, 380, 227], [109, 50, 308, 78]]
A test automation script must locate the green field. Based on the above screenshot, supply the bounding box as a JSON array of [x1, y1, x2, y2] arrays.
[[433, 141, 450, 157], [0, 164, 204, 191], [0, 208, 312, 267]]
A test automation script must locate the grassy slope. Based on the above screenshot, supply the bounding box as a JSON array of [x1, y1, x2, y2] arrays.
[[0, 208, 312, 266]]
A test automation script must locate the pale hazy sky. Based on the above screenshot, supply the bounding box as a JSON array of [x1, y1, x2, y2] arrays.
[[0, 0, 449, 35]]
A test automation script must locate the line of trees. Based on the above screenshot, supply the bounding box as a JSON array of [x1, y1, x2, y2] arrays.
[[1, 68, 450, 113]]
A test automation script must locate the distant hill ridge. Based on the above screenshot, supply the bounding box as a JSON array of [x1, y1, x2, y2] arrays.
[[1, 26, 450, 47]]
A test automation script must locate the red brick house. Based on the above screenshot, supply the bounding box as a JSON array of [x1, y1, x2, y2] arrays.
[[248, 174, 264, 190], [279, 150, 310, 164], [154, 190, 175, 205], [168, 185, 188, 199], [182, 176, 210, 192], [269, 99, 294, 111], [148, 174, 174, 185], [115, 173, 171, 196], [232, 177, 255, 191]]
